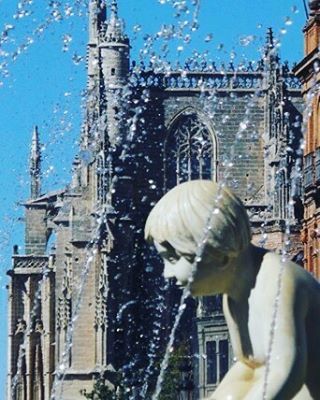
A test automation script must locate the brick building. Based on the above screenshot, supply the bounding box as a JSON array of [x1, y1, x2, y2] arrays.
[[7, 1, 304, 399], [294, 0, 320, 278]]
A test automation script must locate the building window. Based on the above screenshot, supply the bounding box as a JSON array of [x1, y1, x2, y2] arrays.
[[219, 339, 229, 381], [205, 338, 229, 386], [315, 148, 320, 182], [111, 68, 116, 76], [201, 295, 223, 316], [304, 153, 314, 188], [308, 111, 314, 154], [206, 341, 217, 384], [164, 112, 217, 190]]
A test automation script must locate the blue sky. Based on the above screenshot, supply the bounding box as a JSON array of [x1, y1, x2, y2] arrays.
[[0, 0, 306, 395]]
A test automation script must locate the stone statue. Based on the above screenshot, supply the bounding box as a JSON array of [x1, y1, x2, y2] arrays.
[[145, 180, 320, 399]]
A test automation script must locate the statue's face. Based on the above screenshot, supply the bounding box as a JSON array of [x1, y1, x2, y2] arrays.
[[154, 241, 229, 296], [154, 241, 194, 286]]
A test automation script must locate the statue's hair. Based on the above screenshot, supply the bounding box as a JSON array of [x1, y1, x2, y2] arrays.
[[145, 180, 251, 257]]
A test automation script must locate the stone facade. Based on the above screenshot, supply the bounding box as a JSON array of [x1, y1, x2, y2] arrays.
[[7, 1, 304, 399], [294, 1, 320, 278]]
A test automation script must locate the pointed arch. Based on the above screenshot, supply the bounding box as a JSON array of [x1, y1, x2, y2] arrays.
[[164, 108, 218, 191]]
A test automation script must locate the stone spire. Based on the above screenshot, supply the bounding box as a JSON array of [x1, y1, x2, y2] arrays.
[[105, 0, 126, 41], [99, 0, 130, 146], [30, 126, 41, 199], [264, 27, 279, 74], [84, 1, 107, 151], [111, 0, 118, 18], [265, 27, 274, 55], [101, 0, 129, 83], [89, 0, 106, 44]]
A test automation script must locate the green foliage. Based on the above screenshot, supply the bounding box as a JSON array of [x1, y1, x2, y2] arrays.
[[158, 343, 190, 400], [81, 344, 192, 400], [81, 379, 125, 400]]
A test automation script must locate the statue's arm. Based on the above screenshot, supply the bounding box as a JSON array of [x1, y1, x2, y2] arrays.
[[244, 277, 308, 400]]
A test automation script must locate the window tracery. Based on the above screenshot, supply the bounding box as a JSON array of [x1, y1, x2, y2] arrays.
[[164, 113, 217, 190]]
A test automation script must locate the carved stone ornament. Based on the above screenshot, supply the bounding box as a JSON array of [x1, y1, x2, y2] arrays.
[[15, 318, 27, 335]]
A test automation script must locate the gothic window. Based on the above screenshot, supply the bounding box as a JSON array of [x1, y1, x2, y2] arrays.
[[164, 112, 217, 190], [96, 154, 109, 205], [57, 254, 73, 366], [95, 252, 109, 330], [165, 112, 222, 331], [95, 252, 109, 366]]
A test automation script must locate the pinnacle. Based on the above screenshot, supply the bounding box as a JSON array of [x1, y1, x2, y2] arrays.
[[111, 0, 118, 18]]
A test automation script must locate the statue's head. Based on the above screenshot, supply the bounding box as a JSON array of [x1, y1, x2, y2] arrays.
[[145, 180, 251, 295]]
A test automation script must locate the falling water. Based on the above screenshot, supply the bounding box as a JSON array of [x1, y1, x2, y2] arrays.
[[152, 185, 226, 400], [262, 71, 319, 400], [0, 1, 314, 399], [151, 12, 304, 397], [151, 78, 264, 398]]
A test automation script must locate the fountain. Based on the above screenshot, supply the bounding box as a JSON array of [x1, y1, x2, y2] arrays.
[[2, 1, 317, 399], [146, 180, 319, 399]]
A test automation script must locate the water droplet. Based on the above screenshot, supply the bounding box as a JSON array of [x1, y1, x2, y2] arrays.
[[133, 24, 142, 33], [239, 35, 255, 47], [285, 17, 293, 26], [72, 53, 83, 65]]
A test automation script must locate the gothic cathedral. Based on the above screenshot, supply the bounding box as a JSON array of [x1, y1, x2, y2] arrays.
[[7, 1, 304, 399]]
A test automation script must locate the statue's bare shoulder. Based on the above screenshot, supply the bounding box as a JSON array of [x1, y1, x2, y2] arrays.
[[145, 180, 320, 399]]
